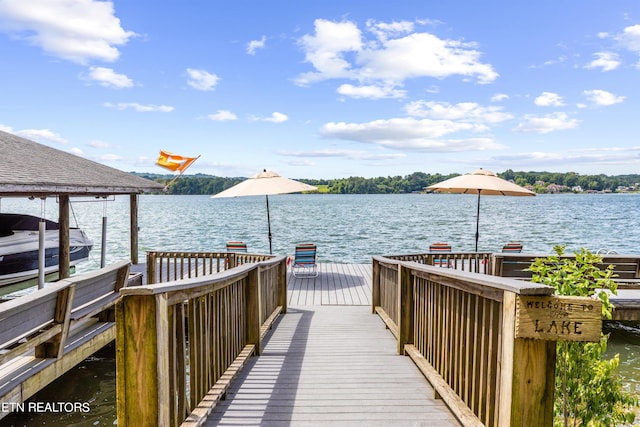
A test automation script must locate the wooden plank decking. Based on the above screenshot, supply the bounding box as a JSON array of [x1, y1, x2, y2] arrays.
[[205, 263, 460, 426], [287, 263, 372, 306]]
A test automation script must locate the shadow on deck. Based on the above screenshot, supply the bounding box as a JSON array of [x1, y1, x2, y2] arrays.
[[206, 305, 460, 426]]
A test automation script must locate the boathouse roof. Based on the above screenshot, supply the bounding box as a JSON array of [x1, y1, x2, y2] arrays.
[[0, 130, 164, 196]]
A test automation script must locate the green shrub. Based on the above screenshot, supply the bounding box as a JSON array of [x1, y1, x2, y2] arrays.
[[528, 246, 637, 426]]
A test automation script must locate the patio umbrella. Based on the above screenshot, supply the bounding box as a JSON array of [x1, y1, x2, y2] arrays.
[[211, 169, 317, 254], [426, 169, 534, 252]]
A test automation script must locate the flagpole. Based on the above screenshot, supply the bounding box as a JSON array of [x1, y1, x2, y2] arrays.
[[266, 194, 273, 254], [162, 154, 201, 191], [475, 190, 481, 252]]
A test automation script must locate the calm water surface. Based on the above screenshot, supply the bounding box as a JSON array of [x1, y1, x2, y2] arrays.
[[1, 193, 639, 425]]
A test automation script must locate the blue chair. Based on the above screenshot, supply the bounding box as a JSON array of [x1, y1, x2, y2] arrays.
[[292, 243, 318, 277], [226, 241, 247, 253]]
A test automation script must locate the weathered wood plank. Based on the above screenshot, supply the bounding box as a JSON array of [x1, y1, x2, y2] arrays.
[[205, 305, 460, 426], [287, 263, 372, 307]]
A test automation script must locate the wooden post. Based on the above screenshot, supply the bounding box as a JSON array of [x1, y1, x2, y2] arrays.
[[130, 194, 139, 265], [246, 268, 261, 356], [372, 258, 380, 314], [498, 292, 556, 426], [278, 257, 288, 314], [116, 294, 170, 427], [147, 252, 157, 285], [35, 284, 75, 358], [58, 194, 70, 279], [397, 264, 414, 355]]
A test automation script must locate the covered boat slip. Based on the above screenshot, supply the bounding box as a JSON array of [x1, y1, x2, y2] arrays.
[[0, 130, 164, 287]]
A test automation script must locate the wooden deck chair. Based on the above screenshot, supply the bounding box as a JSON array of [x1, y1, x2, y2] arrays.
[[429, 242, 452, 267], [292, 243, 318, 277], [226, 241, 248, 253], [501, 242, 523, 253]]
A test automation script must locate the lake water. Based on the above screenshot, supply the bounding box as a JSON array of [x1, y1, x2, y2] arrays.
[[1, 193, 639, 425]]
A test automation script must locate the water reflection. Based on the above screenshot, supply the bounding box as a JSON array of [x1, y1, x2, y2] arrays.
[[1, 344, 116, 427]]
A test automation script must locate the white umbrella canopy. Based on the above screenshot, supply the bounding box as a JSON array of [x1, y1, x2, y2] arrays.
[[211, 169, 317, 254], [212, 169, 317, 197], [426, 169, 534, 251]]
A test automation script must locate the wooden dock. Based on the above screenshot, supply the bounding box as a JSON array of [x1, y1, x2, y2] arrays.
[[205, 304, 460, 426], [287, 263, 372, 306]]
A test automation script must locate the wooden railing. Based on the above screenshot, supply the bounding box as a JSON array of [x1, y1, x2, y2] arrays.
[[146, 251, 274, 284], [493, 253, 640, 282], [372, 256, 556, 427], [385, 251, 494, 274], [116, 255, 287, 427]]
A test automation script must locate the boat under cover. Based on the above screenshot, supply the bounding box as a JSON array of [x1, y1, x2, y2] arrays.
[[0, 213, 93, 286]]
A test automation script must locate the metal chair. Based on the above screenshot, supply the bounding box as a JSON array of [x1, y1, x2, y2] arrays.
[[292, 243, 318, 277]]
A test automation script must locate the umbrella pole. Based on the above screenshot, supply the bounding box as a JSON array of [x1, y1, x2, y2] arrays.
[[266, 195, 273, 254], [475, 191, 481, 252]]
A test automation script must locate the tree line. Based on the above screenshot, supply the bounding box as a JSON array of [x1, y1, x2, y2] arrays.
[[134, 171, 640, 195]]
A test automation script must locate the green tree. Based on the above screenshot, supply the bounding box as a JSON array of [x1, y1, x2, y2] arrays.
[[528, 246, 637, 426]]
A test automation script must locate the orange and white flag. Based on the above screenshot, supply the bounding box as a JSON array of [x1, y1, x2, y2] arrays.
[[156, 150, 199, 173]]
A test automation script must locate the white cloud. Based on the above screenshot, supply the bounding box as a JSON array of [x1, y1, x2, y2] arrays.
[[104, 102, 174, 112], [86, 66, 133, 88], [534, 92, 564, 107], [491, 93, 509, 102], [10, 128, 68, 144], [263, 112, 288, 123], [584, 52, 620, 71], [186, 68, 219, 91], [280, 148, 406, 161], [583, 89, 625, 106], [320, 117, 503, 152], [365, 19, 414, 42], [492, 146, 640, 168], [295, 18, 498, 90], [0, 0, 136, 64], [98, 153, 122, 161], [405, 101, 512, 124], [337, 84, 406, 99], [207, 110, 238, 121], [513, 112, 579, 134], [616, 24, 640, 53], [247, 36, 266, 55], [87, 139, 111, 148], [296, 19, 363, 84], [251, 112, 288, 123]]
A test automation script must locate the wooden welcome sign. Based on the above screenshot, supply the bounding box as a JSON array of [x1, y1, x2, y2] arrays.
[[516, 295, 602, 342]]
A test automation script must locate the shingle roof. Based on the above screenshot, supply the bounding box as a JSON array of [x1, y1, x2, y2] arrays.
[[0, 130, 164, 196]]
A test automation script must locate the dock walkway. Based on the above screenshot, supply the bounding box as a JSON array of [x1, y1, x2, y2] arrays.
[[205, 263, 460, 426]]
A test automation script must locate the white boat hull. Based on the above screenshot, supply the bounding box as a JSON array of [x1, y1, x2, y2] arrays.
[[0, 214, 93, 286]]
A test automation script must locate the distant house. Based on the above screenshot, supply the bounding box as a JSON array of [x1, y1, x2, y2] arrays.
[[546, 184, 567, 193]]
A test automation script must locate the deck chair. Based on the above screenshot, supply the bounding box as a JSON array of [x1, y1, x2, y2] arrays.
[[292, 243, 318, 277], [226, 241, 248, 253], [225, 241, 247, 269], [429, 242, 452, 267], [501, 242, 523, 253]]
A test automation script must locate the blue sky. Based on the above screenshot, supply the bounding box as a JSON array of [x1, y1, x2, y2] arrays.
[[1, 1, 639, 179]]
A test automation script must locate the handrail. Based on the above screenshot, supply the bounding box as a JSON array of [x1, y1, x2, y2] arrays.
[[146, 250, 275, 284], [372, 255, 556, 427], [384, 251, 494, 274], [116, 255, 288, 427]]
